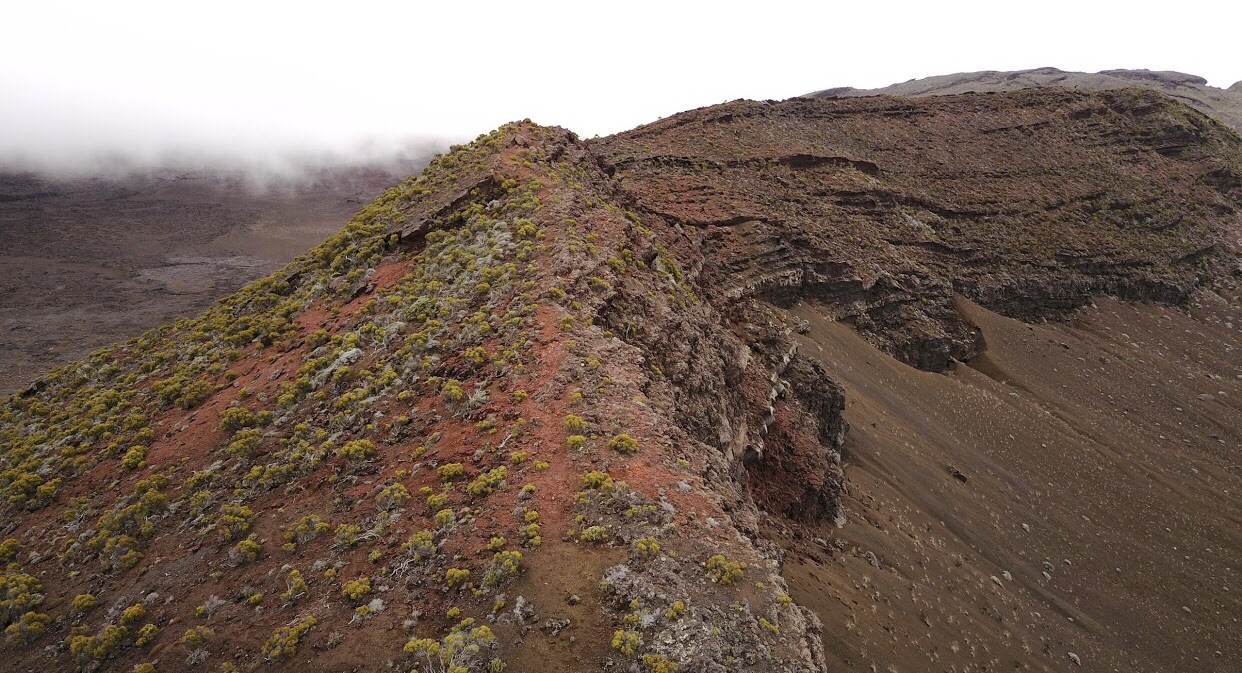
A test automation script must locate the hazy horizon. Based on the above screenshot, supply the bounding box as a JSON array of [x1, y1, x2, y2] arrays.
[[3, 1, 1238, 176]]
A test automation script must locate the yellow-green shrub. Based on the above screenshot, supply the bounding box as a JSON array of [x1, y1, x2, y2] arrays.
[[341, 577, 371, 601], [375, 483, 411, 511], [634, 537, 660, 557], [705, 555, 746, 586], [261, 615, 316, 661], [436, 463, 465, 482], [563, 414, 588, 433], [579, 470, 614, 491], [281, 569, 309, 602], [120, 445, 148, 470], [607, 433, 639, 454], [467, 466, 507, 497], [71, 593, 97, 615], [336, 439, 375, 462]]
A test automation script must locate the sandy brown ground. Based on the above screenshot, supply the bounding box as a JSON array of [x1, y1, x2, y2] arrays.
[[771, 294, 1240, 672]]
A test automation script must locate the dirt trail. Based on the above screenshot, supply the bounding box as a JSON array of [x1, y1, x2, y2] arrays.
[[776, 296, 1241, 672]]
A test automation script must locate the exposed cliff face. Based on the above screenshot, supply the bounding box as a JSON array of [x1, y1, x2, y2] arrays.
[[592, 88, 1242, 370], [0, 87, 1239, 673], [810, 66, 1242, 135]]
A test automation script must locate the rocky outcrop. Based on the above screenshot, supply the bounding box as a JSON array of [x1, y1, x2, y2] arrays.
[[592, 88, 1242, 370], [809, 67, 1242, 135]]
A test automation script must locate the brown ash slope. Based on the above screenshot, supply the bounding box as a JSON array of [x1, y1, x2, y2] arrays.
[[591, 88, 1242, 672], [0, 88, 1239, 673], [779, 293, 1242, 673], [0, 163, 425, 396]]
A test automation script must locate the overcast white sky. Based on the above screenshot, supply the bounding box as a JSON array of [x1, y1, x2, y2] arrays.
[[2, 0, 1238, 171]]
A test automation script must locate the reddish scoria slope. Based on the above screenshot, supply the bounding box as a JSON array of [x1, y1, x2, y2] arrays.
[[0, 122, 835, 673]]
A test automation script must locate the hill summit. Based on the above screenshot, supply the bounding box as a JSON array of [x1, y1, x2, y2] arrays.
[[1, 88, 1240, 672]]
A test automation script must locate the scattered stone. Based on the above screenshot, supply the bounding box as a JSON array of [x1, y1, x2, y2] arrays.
[[513, 596, 535, 623], [542, 617, 571, 636]]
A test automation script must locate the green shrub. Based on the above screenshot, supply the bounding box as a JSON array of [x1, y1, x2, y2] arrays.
[[283, 515, 330, 551], [437, 463, 465, 482], [341, 577, 371, 602], [133, 622, 158, 647], [4, 610, 51, 644], [403, 621, 498, 672], [261, 616, 316, 661], [121, 445, 148, 470], [607, 433, 639, 454], [375, 483, 411, 511], [336, 439, 375, 462], [442, 379, 466, 403], [120, 603, 146, 626], [233, 535, 262, 563], [0, 539, 19, 562], [216, 504, 255, 540], [463, 347, 487, 366], [642, 654, 678, 673], [218, 407, 257, 432], [433, 508, 456, 527], [281, 569, 309, 602], [400, 530, 437, 564], [580, 526, 608, 543], [444, 568, 470, 587], [579, 470, 614, 491], [612, 629, 642, 656], [633, 537, 660, 557], [226, 427, 262, 457], [71, 593, 97, 615], [563, 414, 588, 433], [0, 569, 44, 628], [467, 467, 507, 497], [482, 550, 522, 586], [705, 555, 746, 586], [334, 523, 363, 548]]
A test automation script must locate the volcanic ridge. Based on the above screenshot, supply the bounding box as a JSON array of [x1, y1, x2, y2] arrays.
[[0, 87, 1239, 673]]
